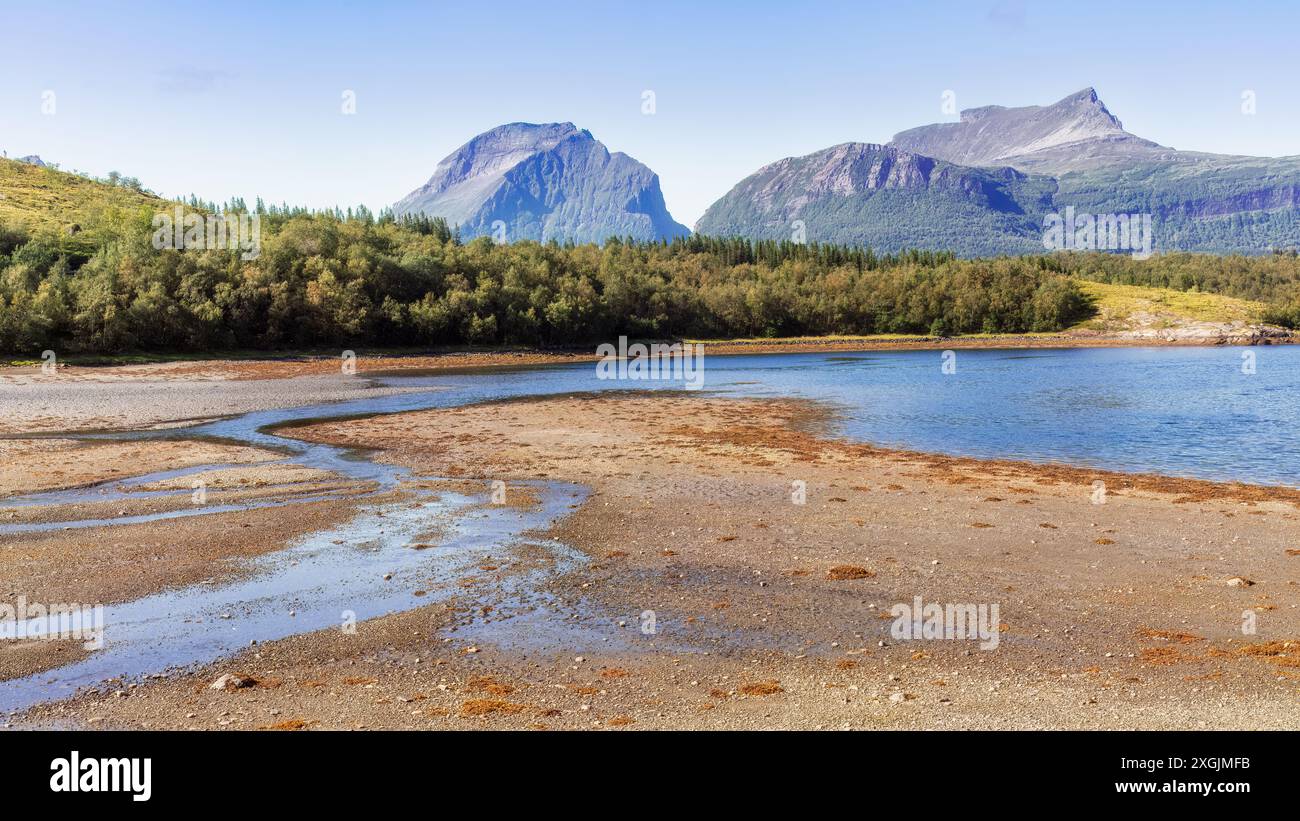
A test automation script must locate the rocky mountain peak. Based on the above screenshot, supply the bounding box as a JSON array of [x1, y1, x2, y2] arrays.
[[893, 88, 1154, 172], [393, 122, 688, 243], [417, 122, 587, 194]]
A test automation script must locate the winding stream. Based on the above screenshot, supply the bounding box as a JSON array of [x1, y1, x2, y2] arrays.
[[2, 346, 1296, 714]]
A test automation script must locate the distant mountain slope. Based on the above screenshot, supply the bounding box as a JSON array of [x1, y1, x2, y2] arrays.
[[893, 88, 1300, 253], [700, 89, 1300, 255], [694, 142, 1056, 255], [393, 122, 689, 243]]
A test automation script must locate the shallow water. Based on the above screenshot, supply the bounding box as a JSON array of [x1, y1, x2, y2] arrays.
[[0, 482, 587, 713], [364, 346, 1300, 486], [2, 345, 1295, 714]]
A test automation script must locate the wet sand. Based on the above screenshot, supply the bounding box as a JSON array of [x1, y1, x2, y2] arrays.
[[0, 433, 369, 684], [0, 439, 287, 497], [7, 386, 1297, 730], [0, 372, 430, 434], [0, 351, 593, 384]]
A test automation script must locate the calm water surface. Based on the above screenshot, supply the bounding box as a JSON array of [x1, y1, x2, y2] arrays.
[[371, 346, 1300, 486]]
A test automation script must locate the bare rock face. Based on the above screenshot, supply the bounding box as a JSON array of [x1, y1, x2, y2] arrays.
[[892, 87, 1166, 173], [393, 123, 689, 243], [1115, 322, 1293, 345]]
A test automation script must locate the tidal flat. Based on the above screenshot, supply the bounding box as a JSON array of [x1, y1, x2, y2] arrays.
[[2, 350, 1297, 729]]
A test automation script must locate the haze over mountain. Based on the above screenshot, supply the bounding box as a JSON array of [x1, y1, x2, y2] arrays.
[[698, 88, 1300, 255], [393, 122, 689, 243]]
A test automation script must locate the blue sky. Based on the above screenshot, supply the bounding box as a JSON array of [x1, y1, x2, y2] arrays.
[[1, 0, 1296, 226]]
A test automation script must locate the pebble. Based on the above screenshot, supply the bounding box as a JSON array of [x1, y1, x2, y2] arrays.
[[209, 673, 255, 691]]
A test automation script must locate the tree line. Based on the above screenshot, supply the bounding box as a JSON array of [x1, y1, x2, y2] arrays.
[[1, 204, 1297, 355]]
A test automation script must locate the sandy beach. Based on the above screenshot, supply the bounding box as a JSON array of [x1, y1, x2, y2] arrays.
[[1, 357, 1296, 730]]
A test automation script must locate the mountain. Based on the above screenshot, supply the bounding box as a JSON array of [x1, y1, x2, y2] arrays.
[[694, 142, 1055, 255], [892, 87, 1172, 175], [393, 122, 689, 243], [700, 88, 1300, 255]]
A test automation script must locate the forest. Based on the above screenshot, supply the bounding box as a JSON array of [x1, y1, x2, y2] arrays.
[[1, 202, 1298, 355]]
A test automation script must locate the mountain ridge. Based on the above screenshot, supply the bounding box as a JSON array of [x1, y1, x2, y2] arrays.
[[892, 87, 1168, 173], [699, 88, 1300, 254]]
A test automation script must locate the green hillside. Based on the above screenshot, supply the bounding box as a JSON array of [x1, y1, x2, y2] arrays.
[[1054, 158, 1300, 254], [0, 158, 170, 257]]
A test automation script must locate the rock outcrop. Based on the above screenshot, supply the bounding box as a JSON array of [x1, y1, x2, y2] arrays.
[[393, 123, 689, 243]]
